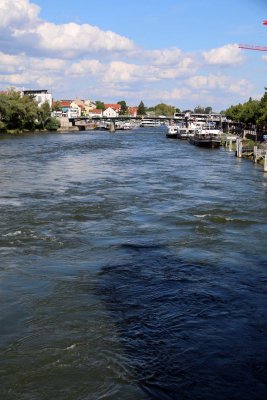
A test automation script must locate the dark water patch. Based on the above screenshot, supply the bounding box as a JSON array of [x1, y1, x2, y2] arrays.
[[97, 245, 267, 400]]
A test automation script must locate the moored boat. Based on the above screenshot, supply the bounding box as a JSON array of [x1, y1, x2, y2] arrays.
[[189, 128, 222, 148], [140, 119, 161, 128], [166, 125, 180, 138]]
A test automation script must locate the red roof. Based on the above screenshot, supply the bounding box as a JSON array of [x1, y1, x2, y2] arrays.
[[73, 99, 85, 109], [128, 106, 138, 116], [90, 109, 103, 114], [58, 100, 72, 107], [104, 103, 121, 111]]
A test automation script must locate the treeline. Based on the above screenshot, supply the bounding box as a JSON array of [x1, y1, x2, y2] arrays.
[[224, 88, 267, 128], [0, 90, 59, 133]]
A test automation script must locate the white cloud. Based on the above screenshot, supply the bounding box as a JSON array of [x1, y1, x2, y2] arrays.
[[186, 74, 228, 89], [146, 48, 183, 65], [145, 87, 191, 101], [227, 79, 253, 96], [30, 58, 66, 71], [69, 60, 104, 76], [0, 0, 39, 29], [186, 73, 254, 99], [0, 0, 135, 57], [34, 22, 135, 56], [203, 44, 244, 65], [103, 61, 142, 83]]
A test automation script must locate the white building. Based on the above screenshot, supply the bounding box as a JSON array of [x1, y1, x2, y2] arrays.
[[103, 107, 119, 118], [22, 89, 52, 108]]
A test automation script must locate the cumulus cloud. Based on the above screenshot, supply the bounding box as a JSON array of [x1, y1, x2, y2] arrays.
[[0, 0, 135, 57], [0, 0, 39, 29], [186, 74, 228, 89], [142, 48, 197, 77], [69, 60, 104, 76], [68, 55, 197, 84], [32, 22, 135, 57], [103, 61, 194, 83], [0, 50, 66, 89], [145, 87, 192, 101], [203, 44, 244, 65], [227, 79, 253, 96], [186, 73, 253, 99], [145, 48, 183, 65]]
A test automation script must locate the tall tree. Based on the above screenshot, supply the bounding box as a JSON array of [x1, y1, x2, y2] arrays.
[[205, 106, 213, 114], [257, 89, 267, 127], [96, 100, 105, 110], [154, 103, 175, 116], [137, 101, 146, 116], [117, 100, 128, 115], [0, 89, 39, 130]]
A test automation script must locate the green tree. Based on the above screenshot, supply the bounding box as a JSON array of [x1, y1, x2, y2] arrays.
[[117, 100, 128, 115], [96, 100, 105, 110], [257, 89, 267, 127], [0, 89, 39, 131], [205, 106, 213, 114], [194, 105, 212, 114], [194, 105, 205, 113], [137, 101, 146, 116], [45, 117, 60, 131], [0, 89, 52, 132], [154, 103, 175, 116], [52, 100, 62, 111], [240, 98, 260, 126], [37, 101, 51, 130], [225, 103, 244, 122]]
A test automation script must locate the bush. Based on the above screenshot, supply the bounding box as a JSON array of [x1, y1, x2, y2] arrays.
[[0, 121, 7, 133], [45, 117, 60, 131]]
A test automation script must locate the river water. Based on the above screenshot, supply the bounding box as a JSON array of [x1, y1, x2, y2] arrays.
[[1, 128, 267, 400]]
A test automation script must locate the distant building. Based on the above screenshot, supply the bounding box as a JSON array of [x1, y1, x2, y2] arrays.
[[72, 99, 85, 115], [84, 100, 96, 114], [22, 89, 52, 108], [88, 108, 103, 118], [52, 100, 81, 118], [128, 107, 138, 117], [104, 103, 121, 113], [103, 107, 119, 118]]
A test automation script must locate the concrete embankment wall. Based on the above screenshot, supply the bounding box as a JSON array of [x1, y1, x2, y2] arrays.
[[57, 117, 79, 132]]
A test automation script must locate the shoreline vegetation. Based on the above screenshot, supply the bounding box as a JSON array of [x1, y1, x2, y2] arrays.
[[0, 87, 267, 137], [0, 89, 60, 135]]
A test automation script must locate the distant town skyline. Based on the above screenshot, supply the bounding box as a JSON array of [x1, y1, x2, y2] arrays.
[[0, 0, 266, 111]]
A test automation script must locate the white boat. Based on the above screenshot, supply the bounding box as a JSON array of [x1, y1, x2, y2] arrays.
[[140, 119, 161, 128], [189, 127, 222, 148], [166, 122, 203, 139], [166, 125, 179, 138]]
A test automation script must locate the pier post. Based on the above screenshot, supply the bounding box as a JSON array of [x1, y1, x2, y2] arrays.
[[253, 146, 258, 163], [264, 154, 267, 172], [229, 139, 232, 152], [109, 122, 115, 132], [235, 139, 240, 157], [236, 138, 242, 157], [238, 139, 243, 158]]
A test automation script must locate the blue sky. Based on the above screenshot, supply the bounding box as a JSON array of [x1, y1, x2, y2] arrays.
[[0, 0, 266, 111]]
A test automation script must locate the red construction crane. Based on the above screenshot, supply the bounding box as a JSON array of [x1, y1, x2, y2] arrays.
[[239, 20, 267, 51]]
